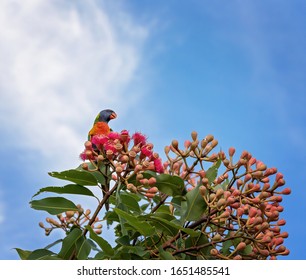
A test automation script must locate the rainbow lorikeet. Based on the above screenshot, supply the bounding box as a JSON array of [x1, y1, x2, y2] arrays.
[[88, 109, 117, 140], [88, 109, 117, 211]]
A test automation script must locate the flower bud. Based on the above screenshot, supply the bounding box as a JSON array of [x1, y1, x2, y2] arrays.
[[191, 131, 198, 141], [249, 207, 258, 218], [139, 178, 149, 185], [164, 145, 170, 154], [212, 233, 222, 242], [39, 222, 45, 228], [209, 193, 216, 201], [148, 177, 157, 186], [237, 207, 244, 217], [223, 159, 230, 167], [96, 155, 104, 162], [280, 232, 289, 238], [145, 192, 155, 199], [229, 147, 235, 157], [129, 150, 136, 159], [171, 140, 179, 150], [202, 177, 209, 185], [205, 134, 214, 143], [217, 198, 226, 209], [257, 163, 267, 171], [236, 242, 246, 251], [116, 166, 123, 174], [236, 179, 243, 187], [215, 188, 224, 198], [251, 171, 263, 179], [201, 139, 208, 149], [106, 150, 114, 160], [199, 186, 207, 196], [134, 164, 143, 173], [210, 248, 219, 256], [119, 155, 128, 163], [85, 150, 93, 158], [276, 178, 285, 187], [66, 211, 75, 218], [82, 163, 89, 170], [147, 187, 158, 193], [84, 141, 92, 150], [115, 143, 123, 152], [277, 219, 286, 226], [190, 140, 198, 151], [244, 173, 252, 182], [281, 187, 291, 195], [184, 140, 191, 149], [198, 170, 206, 178], [211, 139, 218, 149]]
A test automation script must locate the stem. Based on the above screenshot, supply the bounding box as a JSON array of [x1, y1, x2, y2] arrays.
[[68, 181, 119, 260], [83, 181, 119, 236]]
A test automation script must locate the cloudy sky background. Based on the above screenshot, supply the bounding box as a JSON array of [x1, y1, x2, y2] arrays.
[[0, 0, 305, 259]]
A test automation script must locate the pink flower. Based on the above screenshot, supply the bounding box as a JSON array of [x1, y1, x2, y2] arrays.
[[108, 132, 121, 141], [120, 130, 130, 144], [104, 142, 117, 154], [79, 151, 87, 161], [79, 150, 95, 161], [154, 158, 164, 173], [92, 135, 109, 146], [141, 145, 153, 158], [132, 132, 147, 146]]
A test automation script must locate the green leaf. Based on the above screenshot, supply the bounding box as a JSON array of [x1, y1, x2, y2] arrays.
[[39, 255, 63, 260], [120, 246, 148, 258], [116, 235, 131, 246], [146, 216, 178, 236], [145, 215, 200, 237], [49, 169, 97, 186], [14, 248, 32, 260], [155, 173, 185, 196], [76, 237, 92, 260], [114, 208, 155, 236], [32, 184, 95, 199], [184, 186, 207, 221], [158, 247, 175, 260], [44, 239, 63, 250], [242, 244, 253, 255], [27, 249, 55, 260], [30, 197, 79, 215], [58, 228, 83, 259], [120, 193, 141, 213], [86, 226, 114, 256], [76, 163, 112, 186], [130, 171, 185, 197], [220, 239, 232, 255], [206, 159, 221, 184]]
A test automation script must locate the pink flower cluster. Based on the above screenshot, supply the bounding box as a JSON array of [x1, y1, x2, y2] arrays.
[[80, 130, 164, 176]]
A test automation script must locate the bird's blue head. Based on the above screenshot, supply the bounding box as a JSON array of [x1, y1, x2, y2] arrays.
[[96, 109, 117, 123]]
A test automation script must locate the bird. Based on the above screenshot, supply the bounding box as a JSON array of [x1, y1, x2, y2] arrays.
[[88, 109, 117, 140], [88, 109, 117, 211]]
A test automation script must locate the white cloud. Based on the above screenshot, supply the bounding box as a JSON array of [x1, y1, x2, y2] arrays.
[[0, 0, 148, 169]]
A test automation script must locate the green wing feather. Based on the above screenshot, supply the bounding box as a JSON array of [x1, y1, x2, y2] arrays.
[[93, 113, 100, 124]]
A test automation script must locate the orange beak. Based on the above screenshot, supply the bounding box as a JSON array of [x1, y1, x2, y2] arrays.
[[110, 112, 117, 120]]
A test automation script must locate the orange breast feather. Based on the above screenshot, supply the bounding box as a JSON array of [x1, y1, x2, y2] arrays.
[[88, 122, 110, 139]]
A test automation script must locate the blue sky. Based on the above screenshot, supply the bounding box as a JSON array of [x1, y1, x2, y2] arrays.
[[0, 0, 305, 259]]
